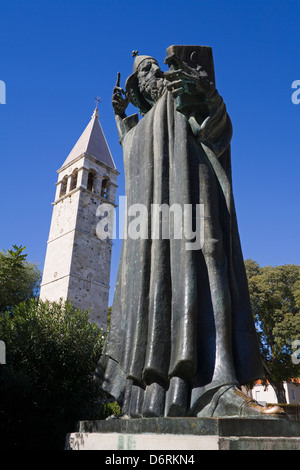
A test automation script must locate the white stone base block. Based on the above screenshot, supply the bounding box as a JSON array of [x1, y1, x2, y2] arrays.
[[65, 417, 300, 451], [67, 432, 219, 450]]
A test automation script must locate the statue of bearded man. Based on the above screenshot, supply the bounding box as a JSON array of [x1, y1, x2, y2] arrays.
[[95, 45, 284, 419]]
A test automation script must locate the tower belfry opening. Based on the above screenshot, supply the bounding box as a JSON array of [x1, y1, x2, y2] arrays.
[[101, 177, 109, 198], [40, 105, 119, 328], [87, 171, 95, 192], [70, 169, 78, 191]]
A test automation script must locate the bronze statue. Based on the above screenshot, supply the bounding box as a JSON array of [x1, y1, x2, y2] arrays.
[[95, 45, 284, 418]]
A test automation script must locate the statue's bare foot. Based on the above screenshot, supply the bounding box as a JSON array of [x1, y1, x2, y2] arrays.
[[197, 385, 287, 419]]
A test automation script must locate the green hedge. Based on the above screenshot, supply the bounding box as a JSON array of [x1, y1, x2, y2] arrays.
[[0, 299, 119, 449]]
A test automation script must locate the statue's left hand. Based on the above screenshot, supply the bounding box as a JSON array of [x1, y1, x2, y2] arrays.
[[165, 64, 214, 100]]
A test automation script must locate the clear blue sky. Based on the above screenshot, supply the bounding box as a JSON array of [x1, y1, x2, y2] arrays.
[[1, 0, 299, 305]]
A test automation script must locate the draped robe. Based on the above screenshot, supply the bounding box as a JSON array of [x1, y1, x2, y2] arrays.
[[96, 87, 263, 417]]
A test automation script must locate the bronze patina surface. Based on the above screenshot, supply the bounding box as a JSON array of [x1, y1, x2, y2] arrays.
[[95, 45, 284, 419]]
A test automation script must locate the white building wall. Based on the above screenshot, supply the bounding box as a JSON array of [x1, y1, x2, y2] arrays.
[[247, 382, 300, 404], [286, 382, 300, 404]]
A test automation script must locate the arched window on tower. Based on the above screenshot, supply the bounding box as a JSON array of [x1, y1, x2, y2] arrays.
[[70, 169, 78, 191], [87, 171, 96, 192], [101, 177, 110, 199], [59, 175, 68, 197]]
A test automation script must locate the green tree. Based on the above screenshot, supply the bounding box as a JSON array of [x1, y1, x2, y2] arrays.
[[0, 245, 41, 312], [0, 299, 116, 449], [245, 259, 300, 403], [106, 305, 112, 330]]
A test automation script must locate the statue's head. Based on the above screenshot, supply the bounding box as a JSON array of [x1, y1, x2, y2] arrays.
[[125, 53, 165, 115], [136, 58, 165, 104]]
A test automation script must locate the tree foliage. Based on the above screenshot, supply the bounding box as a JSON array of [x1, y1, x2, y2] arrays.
[[0, 299, 118, 449], [245, 259, 300, 402], [107, 305, 112, 331], [0, 245, 41, 312]]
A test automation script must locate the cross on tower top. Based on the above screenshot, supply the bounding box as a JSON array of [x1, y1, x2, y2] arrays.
[[92, 96, 101, 118], [95, 96, 101, 109]]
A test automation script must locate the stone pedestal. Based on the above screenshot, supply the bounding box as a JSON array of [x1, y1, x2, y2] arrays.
[[65, 417, 300, 450]]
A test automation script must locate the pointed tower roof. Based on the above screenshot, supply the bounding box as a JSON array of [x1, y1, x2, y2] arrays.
[[62, 107, 116, 170]]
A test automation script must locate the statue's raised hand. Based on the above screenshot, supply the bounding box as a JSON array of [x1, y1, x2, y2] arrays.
[[112, 73, 129, 117]]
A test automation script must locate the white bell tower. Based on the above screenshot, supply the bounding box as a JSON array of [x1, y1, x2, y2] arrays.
[[40, 106, 118, 328]]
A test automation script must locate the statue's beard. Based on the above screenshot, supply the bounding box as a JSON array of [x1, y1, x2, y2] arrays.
[[139, 77, 165, 103]]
